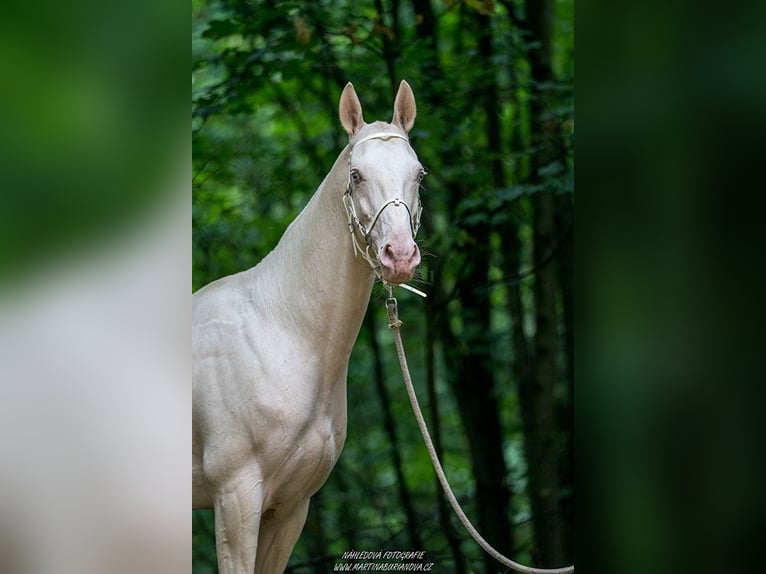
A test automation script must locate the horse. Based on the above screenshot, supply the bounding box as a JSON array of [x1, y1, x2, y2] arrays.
[[192, 80, 425, 574]]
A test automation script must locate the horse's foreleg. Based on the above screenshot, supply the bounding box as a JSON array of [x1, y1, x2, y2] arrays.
[[254, 499, 311, 574], [212, 468, 264, 574]]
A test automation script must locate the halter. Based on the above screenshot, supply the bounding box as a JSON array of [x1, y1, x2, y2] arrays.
[[342, 132, 423, 275]]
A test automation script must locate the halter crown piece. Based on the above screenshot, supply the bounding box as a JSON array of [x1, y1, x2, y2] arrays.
[[342, 132, 424, 283]]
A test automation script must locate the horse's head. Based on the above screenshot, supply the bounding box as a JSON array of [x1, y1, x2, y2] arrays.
[[339, 81, 424, 285]]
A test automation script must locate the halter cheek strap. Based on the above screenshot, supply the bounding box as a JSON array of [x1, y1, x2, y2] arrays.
[[342, 132, 423, 274]]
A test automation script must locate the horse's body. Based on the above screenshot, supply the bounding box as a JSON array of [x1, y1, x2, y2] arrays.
[[193, 82, 424, 574]]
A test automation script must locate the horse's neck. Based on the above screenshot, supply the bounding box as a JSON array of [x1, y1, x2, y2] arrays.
[[253, 147, 374, 368]]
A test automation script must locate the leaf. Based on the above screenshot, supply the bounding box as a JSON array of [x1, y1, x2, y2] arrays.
[[495, 185, 542, 203], [294, 15, 311, 45], [464, 0, 495, 15], [202, 19, 237, 40]]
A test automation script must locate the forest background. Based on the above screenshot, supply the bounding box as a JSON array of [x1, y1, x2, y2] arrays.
[[192, 0, 574, 572]]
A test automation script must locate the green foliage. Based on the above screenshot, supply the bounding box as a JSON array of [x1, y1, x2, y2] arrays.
[[192, 0, 573, 571]]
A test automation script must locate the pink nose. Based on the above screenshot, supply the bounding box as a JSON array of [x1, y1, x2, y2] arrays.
[[379, 240, 421, 284]]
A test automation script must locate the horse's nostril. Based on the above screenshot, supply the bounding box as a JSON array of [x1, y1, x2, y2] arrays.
[[381, 241, 420, 269]]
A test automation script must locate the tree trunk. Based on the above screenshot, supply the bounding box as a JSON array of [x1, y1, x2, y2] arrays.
[[554, 192, 574, 563], [302, 491, 330, 573], [555, 194, 574, 387], [523, 190, 566, 567], [521, 0, 567, 566], [451, 267, 513, 574], [411, 0, 442, 102], [424, 275, 468, 574], [374, 0, 399, 96], [365, 314, 423, 550], [475, 11, 518, 571], [329, 463, 359, 552]]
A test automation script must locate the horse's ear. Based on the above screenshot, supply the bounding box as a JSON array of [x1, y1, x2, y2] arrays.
[[339, 82, 365, 136], [392, 80, 416, 133]]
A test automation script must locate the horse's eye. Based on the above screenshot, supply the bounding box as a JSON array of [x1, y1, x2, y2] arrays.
[[350, 169, 361, 183], [417, 170, 426, 183]]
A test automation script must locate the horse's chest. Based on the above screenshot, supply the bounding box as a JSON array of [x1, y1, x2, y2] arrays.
[[256, 350, 348, 495], [267, 417, 343, 507]]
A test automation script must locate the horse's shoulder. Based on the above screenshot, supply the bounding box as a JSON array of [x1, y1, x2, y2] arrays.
[[193, 272, 249, 319]]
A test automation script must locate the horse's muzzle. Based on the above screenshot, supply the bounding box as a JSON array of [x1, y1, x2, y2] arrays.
[[379, 239, 421, 284]]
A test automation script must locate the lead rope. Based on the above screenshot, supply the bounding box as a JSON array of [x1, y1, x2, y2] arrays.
[[385, 290, 575, 574]]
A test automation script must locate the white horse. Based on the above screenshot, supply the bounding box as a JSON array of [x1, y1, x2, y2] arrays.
[[193, 81, 425, 574]]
